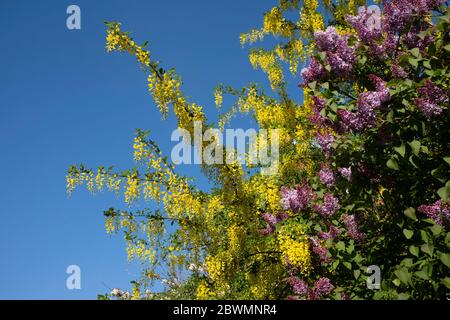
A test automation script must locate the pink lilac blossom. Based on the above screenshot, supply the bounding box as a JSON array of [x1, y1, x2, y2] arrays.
[[314, 193, 340, 217], [383, 0, 444, 34], [313, 277, 335, 297], [338, 75, 390, 132], [338, 167, 352, 181], [342, 214, 366, 241], [403, 21, 435, 50], [288, 277, 308, 295], [259, 224, 275, 236], [262, 213, 278, 225], [301, 57, 326, 85], [347, 6, 383, 43], [315, 132, 335, 155], [418, 200, 450, 226], [340, 292, 351, 300], [308, 96, 330, 128], [414, 80, 448, 118], [318, 166, 336, 187], [314, 27, 356, 77], [260, 212, 290, 235], [310, 237, 332, 263], [319, 225, 341, 240], [391, 62, 409, 79], [276, 212, 290, 223], [280, 184, 316, 212]]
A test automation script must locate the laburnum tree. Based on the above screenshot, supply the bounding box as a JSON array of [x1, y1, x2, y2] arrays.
[[67, 0, 450, 300]]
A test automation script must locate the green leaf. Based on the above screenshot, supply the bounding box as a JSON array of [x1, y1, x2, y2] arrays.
[[354, 269, 361, 279], [387, 158, 399, 171], [420, 230, 430, 243], [408, 57, 419, 68], [414, 270, 429, 280], [343, 261, 352, 270], [437, 185, 449, 201], [444, 157, 450, 165], [397, 293, 410, 300], [403, 229, 414, 239], [336, 241, 345, 251], [394, 268, 411, 285], [444, 44, 450, 52], [408, 140, 421, 156], [430, 224, 443, 236], [392, 278, 401, 287], [440, 253, 450, 269], [394, 144, 406, 157], [346, 243, 355, 254], [404, 207, 417, 220], [442, 277, 450, 289], [410, 48, 420, 57], [409, 245, 419, 257], [421, 243, 434, 256]]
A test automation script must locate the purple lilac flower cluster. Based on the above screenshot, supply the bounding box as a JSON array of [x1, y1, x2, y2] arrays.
[[315, 27, 356, 77], [318, 165, 336, 187], [314, 193, 340, 217], [301, 27, 356, 85], [415, 80, 449, 118], [288, 277, 308, 295], [281, 184, 316, 212], [319, 225, 341, 240], [342, 214, 366, 241], [315, 132, 335, 156], [308, 96, 329, 128], [288, 277, 334, 300], [310, 237, 332, 263], [418, 200, 450, 226], [391, 61, 409, 79], [338, 75, 390, 132], [313, 277, 335, 297], [301, 58, 326, 85], [338, 167, 352, 181], [383, 0, 444, 34], [347, 6, 383, 43], [259, 212, 290, 235]]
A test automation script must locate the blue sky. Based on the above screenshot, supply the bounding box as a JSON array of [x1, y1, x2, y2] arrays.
[[0, 0, 305, 299]]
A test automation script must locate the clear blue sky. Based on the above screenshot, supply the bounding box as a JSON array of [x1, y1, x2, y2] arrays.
[[0, 0, 304, 299]]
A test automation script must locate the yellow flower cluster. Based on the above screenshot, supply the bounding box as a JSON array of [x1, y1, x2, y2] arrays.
[[227, 224, 244, 252], [133, 137, 147, 161], [124, 175, 140, 205], [248, 176, 280, 213], [126, 241, 153, 262], [205, 253, 229, 284], [105, 217, 116, 234], [206, 195, 225, 222], [249, 49, 276, 71], [214, 89, 223, 108], [106, 23, 150, 67], [163, 172, 202, 219], [278, 224, 311, 275], [143, 180, 160, 202], [148, 73, 182, 117], [263, 7, 295, 38], [239, 28, 265, 46], [196, 281, 216, 300], [267, 65, 284, 89]]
